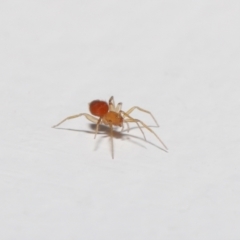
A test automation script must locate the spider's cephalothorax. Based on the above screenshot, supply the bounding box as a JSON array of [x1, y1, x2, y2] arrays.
[[53, 96, 167, 158], [102, 111, 123, 127]]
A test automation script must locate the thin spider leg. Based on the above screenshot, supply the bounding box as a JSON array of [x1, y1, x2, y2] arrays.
[[122, 112, 147, 141], [109, 124, 114, 159], [94, 118, 102, 139], [126, 120, 130, 132], [120, 122, 125, 132], [121, 111, 168, 150], [121, 120, 130, 132], [124, 118, 146, 140], [124, 106, 159, 127], [52, 113, 98, 128]]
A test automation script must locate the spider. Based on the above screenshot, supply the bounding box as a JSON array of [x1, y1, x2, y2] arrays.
[[52, 96, 167, 158]]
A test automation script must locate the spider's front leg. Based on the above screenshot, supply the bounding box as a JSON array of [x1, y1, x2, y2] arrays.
[[120, 121, 130, 132], [121, 111, 168, 150], [124, 106, 159, 127]]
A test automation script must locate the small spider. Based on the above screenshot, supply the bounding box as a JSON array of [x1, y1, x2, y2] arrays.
[[52, 96, 167, 158]]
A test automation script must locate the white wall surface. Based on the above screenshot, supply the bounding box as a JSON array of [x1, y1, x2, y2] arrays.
[[1, 1, 240, 239]]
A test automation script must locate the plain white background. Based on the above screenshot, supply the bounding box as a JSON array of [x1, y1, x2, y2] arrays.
[[1, 1, 240, 239]]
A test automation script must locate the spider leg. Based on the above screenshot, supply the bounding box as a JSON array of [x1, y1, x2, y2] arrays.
[[52, 113, 98, 128], [120, 121, 130, 132], [120, 122, 125, 132], [124, 106, 159, 127], [125, 121, 130, 132], [94, 118, 102, 139], [124, 118, 146, 140], [121, 111, 168, 150], [122, 115, 147, 141], [109, 124, 114, 159]]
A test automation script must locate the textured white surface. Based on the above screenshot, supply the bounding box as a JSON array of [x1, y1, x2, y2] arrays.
[[1, 1, 240, 239]]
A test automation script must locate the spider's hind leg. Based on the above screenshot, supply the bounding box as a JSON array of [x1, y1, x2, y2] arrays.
[[94, 118, 102, 139], [52, 113, 98, 128]]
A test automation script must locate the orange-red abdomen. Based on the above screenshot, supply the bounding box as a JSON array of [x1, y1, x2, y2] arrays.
[[89, 100, 109, 117]]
